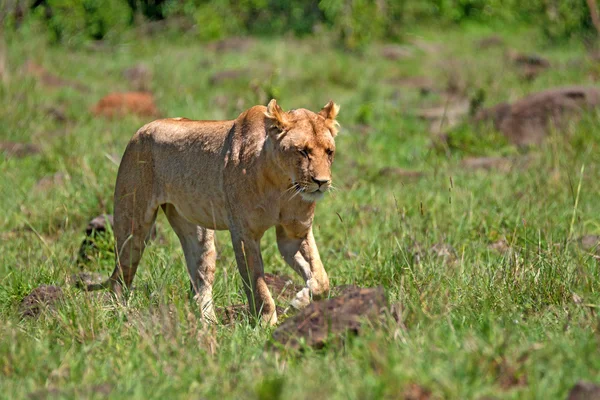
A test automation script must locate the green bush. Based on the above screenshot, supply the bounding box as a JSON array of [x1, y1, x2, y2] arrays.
[[5, 0, 598, 46]]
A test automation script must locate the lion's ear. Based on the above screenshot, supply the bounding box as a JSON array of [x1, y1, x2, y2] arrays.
[[265, 99, 290, 134], [319, 100, 340, 136]]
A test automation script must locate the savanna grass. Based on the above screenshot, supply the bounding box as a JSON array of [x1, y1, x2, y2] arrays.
[[1, 21, 600, 399]]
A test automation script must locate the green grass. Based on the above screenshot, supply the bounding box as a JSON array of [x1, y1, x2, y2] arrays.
[[2, 21, 600, 399]]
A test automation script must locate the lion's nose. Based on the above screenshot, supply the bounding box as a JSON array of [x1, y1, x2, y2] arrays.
[[312, 177, 331, 187]]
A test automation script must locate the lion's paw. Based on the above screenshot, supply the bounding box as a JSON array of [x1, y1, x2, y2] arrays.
[[290, 287, 311, 310]]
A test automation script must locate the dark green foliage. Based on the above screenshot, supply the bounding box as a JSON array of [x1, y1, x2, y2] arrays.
[[3, 0, 597, 46]]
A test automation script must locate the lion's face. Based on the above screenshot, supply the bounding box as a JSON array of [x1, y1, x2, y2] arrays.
[[265, 100, 340, 202]]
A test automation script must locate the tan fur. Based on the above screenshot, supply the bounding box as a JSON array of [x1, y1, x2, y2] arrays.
[[91, 99, 340, 325]]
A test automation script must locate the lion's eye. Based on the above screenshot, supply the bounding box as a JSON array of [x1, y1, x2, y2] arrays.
[[299, 148, 309, 158], [326, 149, 334, 156]]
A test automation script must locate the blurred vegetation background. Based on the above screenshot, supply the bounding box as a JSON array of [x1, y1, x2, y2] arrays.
[[2, 0, 599, 49]]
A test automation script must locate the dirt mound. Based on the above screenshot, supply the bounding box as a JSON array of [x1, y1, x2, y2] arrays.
[[19, 285, 63, 317], [474, 86, 600, 146], [91, 92, 160, 118], [272, 286, 387, 350], [567, 382, 600, 400]]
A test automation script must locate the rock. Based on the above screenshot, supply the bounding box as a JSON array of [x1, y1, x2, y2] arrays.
[[386, 76, 436, 95], [489, 239, 510, 254], [510, 52, 551, 68], [0, 141, 41, 158], [122, 63, 152, 91], [85, 215, 113, 236], [430, 243, 456, 259], [579, 235, 600, 252], [78, 215, 114, 264], [91, 92, 160, 118], [34, 172, 66, 192], [19, 285, 63, 317], [567, 381, 600, 400], [416, 98, 471, 133], [23, 60, 89, 92], [272, 286, 387, 349], [207, 37, 256, 52], [28, 383, 112, 400], [209, 69, 249, 86], [68, 272, 105, 288], [460, 157, 512, 172], [378, 167, 424, 181], [44, 106, 67, 122], [474, 86, 600, 146], [380, 44, 413, 61], [476, 35, 505, 49], [508, 51, 551, 81], [403, 383, 433, 400]]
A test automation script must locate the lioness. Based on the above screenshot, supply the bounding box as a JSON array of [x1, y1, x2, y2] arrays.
[[91, 99, 339, 325]]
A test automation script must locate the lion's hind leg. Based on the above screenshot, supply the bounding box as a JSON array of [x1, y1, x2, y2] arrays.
[[162, 203, 217, 323], [108, 188, 159, 296]]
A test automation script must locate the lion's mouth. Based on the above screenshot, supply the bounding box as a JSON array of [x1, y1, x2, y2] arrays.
[[287, 182, 328, 202], [300, 190, 325, 202]]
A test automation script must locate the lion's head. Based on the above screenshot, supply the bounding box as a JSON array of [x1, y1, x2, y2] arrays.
[[265, 99, 340, 202]]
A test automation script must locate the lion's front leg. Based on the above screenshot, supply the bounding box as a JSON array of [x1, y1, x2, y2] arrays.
[[276, 225, 330, 310], [230, 230, 277, 326]]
